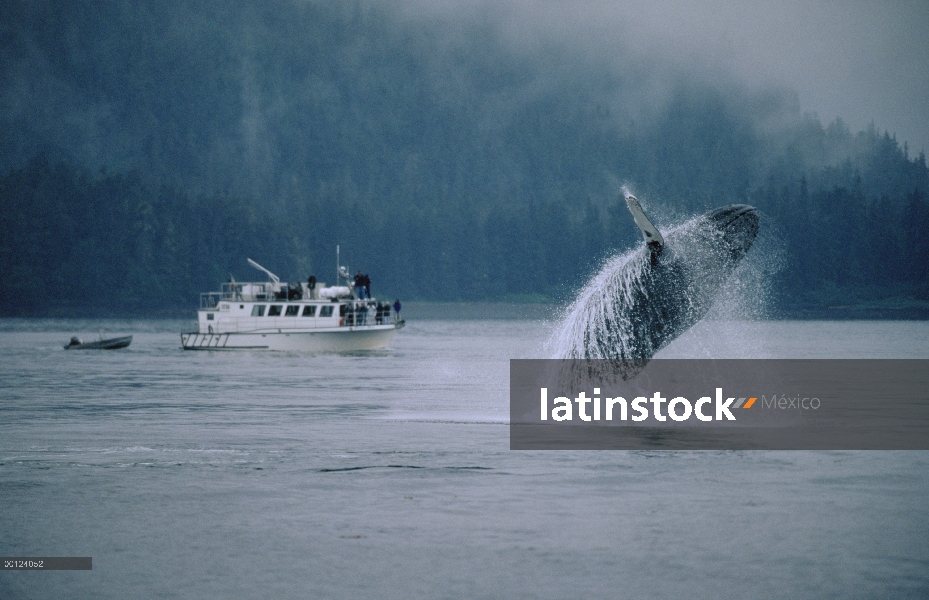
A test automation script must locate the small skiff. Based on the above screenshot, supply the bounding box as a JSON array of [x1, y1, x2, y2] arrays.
[[64, 335, 133, 350]]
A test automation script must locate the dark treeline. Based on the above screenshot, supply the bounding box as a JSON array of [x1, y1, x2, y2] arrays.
[[1, 1, 927, 316]]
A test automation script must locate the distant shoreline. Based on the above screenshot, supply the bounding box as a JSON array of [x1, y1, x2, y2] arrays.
[[2, 300, 928, 321], [768, 305, 929, 321]]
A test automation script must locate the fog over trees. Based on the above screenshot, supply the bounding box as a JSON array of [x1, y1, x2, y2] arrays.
[[1, 0, 927, 315]]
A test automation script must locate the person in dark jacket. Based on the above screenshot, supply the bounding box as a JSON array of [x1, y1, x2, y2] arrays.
[[307, 274, 317, 299]]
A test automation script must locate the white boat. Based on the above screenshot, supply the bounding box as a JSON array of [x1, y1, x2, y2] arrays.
[[181, 257, 404, 351]]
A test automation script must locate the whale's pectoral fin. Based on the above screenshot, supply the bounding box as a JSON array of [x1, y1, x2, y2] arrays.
[[625, 195, 665, 250]]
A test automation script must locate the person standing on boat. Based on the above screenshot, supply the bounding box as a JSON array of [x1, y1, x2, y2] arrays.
[[363, 273, 371, 299], [307, 274, 317, 299], [344, 302, 354, 326], [354, 271, 366, 299], [393, 299, 401, 322]]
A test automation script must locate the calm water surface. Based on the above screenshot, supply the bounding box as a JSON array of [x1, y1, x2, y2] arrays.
[[1, 317, 928, 598]]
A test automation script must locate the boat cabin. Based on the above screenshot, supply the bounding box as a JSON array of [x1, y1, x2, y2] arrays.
[[196, 279, 397, 334]]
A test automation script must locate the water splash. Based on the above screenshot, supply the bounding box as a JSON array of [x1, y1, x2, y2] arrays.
[[547, 207, 776, 380]]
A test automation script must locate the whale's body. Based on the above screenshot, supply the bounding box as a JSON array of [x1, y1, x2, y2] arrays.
[[552, 200, 759, 379]]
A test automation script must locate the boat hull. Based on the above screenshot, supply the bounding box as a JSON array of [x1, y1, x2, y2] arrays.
[[65, 335, 133, 350], [180, 323, 402, 351]]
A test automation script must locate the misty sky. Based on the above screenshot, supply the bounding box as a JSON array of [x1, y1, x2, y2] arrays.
[[405, 0, 929, 153]]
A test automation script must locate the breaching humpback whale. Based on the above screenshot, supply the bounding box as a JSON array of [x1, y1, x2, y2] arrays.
[[552, 194, 759, 379]]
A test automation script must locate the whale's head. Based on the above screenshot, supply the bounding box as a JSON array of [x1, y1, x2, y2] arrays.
[[706, 204, 759, 261]]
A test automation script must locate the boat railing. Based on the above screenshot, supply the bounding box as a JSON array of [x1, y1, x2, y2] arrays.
[[200, 282, 277, 307], [341, 299, 400, 326], [200, 292, 223, 309]]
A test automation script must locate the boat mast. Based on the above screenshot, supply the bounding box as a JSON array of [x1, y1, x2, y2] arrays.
[[247, 258, 280, 285]]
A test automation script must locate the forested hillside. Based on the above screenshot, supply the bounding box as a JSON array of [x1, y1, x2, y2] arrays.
[[1, 0, 927, 316]]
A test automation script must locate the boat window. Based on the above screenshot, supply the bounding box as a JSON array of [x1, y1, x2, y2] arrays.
[[251, 305, 266, 317], [285, 305, 300, 316], [319, 305, 334, 318], [302, 305, 317, 317], [207, 313, 214, 320], [268, 305, 283, 316]]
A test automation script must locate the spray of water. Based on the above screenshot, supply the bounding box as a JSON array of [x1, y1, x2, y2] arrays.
[[546, 206, 781, 379]]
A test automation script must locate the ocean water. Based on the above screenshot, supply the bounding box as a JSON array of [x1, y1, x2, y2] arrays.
[[1, 316, 928, 599]]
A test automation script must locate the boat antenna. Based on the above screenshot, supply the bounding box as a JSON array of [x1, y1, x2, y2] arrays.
[[246, 258, 280, 284]]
